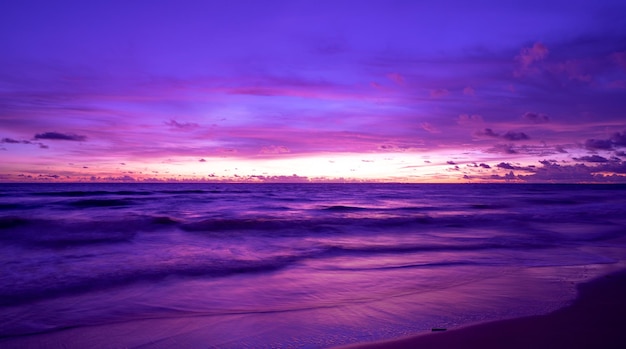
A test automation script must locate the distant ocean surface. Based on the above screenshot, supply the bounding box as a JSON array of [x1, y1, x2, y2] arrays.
[[1, 183, 626, 348]]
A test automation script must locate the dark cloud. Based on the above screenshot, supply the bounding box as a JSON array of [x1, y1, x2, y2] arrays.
[[477, 128, 499, 138], [446, 160, 456, 165], [522, 112, 550, 123], [1, 138, 22, 144], [611, 131, 626, 147], [596, 161, 626, 174], [457, 114, 483, 125], [585, 138, 613, 150], [515, 160, 626, 183], [2, 137, 49, 149], [518, 162, 596, 182], [575, 155, 609, 163], [502, 131, 529, 141], [504, 171, 517, 180], [479, 163, 491, 169], [2, 138, 32, 144], [34, 132, 87, 141], [165, 120, 200, 130], [555, 145, 568, 153], [539, 159, 557, 165], [496, 162, 516, 169], [584, 131, 626, 150], [199, 158, 207, 162], [488, 144, 517, 154], [477, 129, 529, 141], [616, 151, 626, 158], [490, 171, 518, 181]]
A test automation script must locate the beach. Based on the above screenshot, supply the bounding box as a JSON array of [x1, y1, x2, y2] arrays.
[[1, 268, 625, 348], [1, 183, 626, 348], [342, 269, 626, 349]]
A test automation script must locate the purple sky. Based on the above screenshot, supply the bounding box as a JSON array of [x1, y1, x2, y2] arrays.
[[2, 0, 626, 182]]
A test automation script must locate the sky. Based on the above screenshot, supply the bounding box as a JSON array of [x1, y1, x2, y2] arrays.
[[1, 0, 626, 183]]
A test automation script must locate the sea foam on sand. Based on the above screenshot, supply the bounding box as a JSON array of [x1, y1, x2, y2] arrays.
[[338, 268, 626, 349]]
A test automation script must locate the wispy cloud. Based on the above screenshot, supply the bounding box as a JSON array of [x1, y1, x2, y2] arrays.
[[34, 132, 87, 142], [515, 42, 549, 77]]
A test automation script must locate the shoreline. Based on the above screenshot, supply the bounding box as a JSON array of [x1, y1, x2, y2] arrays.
[[0, 269, 625, 348], [338, 268, 626, 349]]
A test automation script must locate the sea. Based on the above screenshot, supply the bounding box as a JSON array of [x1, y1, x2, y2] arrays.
[[1, 183, 625, 348]]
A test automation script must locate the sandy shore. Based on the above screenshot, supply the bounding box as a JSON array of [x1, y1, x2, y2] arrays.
[[339, 269, 626, 349], [2, 269, 625, 348]]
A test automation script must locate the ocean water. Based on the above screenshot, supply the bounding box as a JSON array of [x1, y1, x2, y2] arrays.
[[1, 183, 625, 348]]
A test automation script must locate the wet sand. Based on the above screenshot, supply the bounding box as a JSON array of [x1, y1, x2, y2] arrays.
[[2, 270, 625, 348], [340, 269, 626, 349]]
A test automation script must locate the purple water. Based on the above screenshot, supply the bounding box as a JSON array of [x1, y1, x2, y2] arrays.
[[1, 183, 625, 348]]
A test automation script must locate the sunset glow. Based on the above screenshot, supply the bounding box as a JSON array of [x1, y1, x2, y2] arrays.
[[2, 0, 626, 182]]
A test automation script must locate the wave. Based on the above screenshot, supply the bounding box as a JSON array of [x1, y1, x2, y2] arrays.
[[181, 218, 291, 232], [0, 233, 587, 309], [30, 190, 153, 197], [318, 240, 556, 257], [0, 203, 31, 210], [2, 209, 624, 247], [67, 199, 136, 208], [323, 205, 369, 212], [0, 216, 177, 247], [0, 253, 306, 307]]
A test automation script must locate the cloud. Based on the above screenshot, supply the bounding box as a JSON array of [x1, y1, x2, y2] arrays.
[[496, 162, 516, 170], [502, 131, 529, 141], [553, 59, 593, 82], [574, 155, 610, 163], [522, 112, 550, 124], [611, 131, 626, 147], [165, 119, 200, 130], [34, 132, 87, 141], [462, 87, 475, 96], [260, 145, 290, 154], [611, 51, 626, 70], [513, 160, 626, 183], [490, 171, 518, 181], [608, 80, 626, 89], [199, 158, 207, 162], [420, 122, 439, 133], [584, 131, 626, 150], [479, 163, 491, 169], [596, 161, 626, 174], [429, 88, 449, 98], [488, 144, 517, 154], [477, 129, 529, 141], [517, 162, 596, 182], [1, 137, 33, 144], [476, 128, 499, 138], [2, 137, 49, 149], [515, 42, 549, 77], [584, 138, 613, 150], [457, 114, 483, 125], [386, 73, 405, 85]]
